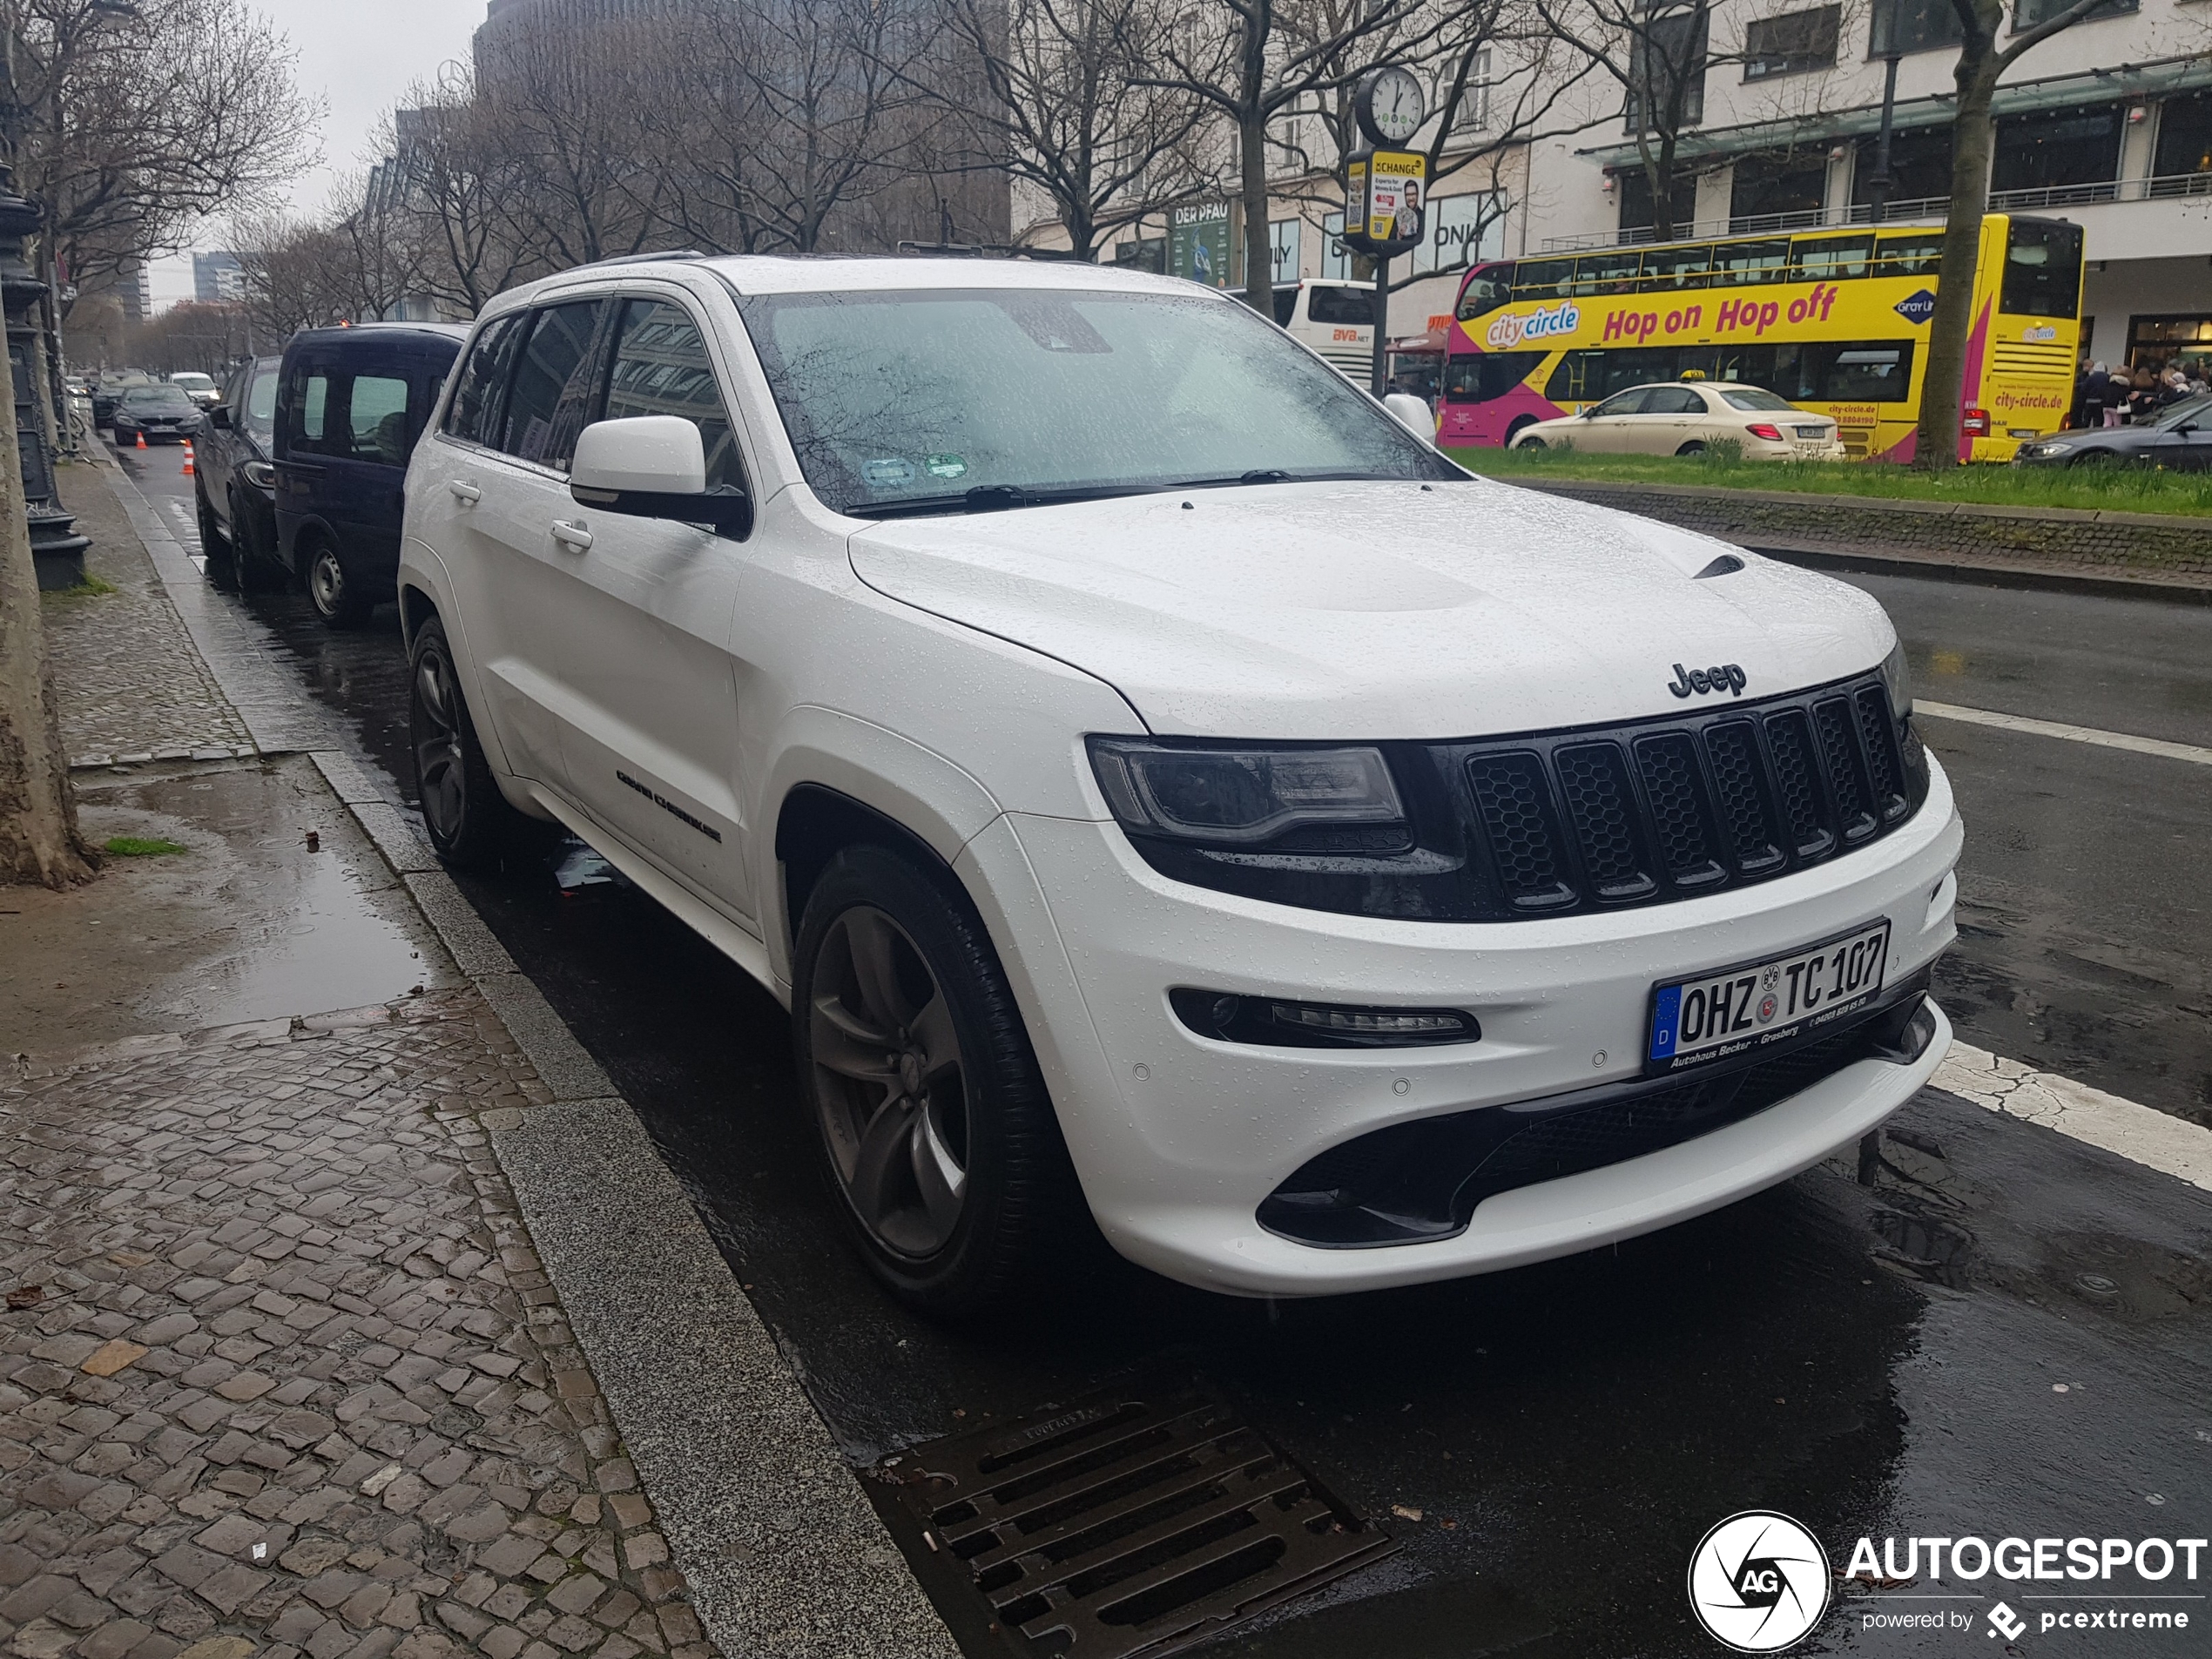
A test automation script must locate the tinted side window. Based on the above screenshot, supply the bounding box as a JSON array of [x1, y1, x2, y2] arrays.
[[344, 374, 413, 466], [1306, 286, 1373, 326], [447, 316, 520, 444], [285, 362, 334, 455], [1593, 388, 1649, 416], [1642, 386, 1704, 414], [246, 367, 279, 439], [601, 300, 745, 492], [1442, 349, 1545, 402], [501, 302, 606, 469]]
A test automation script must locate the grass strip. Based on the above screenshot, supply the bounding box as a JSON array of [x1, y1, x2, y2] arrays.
[[103, 836, 185, 857], [1451, 445, 2212, 519]]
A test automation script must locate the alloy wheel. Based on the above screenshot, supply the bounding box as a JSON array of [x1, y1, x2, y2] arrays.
[[808, 905, 970, 1258], [412, 645, 467, 844]]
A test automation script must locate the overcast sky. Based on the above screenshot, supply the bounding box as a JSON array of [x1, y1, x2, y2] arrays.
[[150, 0, 485, 307]]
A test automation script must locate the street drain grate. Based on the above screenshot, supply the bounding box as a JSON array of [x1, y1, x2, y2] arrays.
[[873, 1385, 1396, 1658]]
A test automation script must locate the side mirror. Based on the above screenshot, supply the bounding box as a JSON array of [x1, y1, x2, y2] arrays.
[[570, 415, 751, 538], [1577, 406, 1596, 419], [209, 405, 233, 430], [1383, 392, 1433, 438]]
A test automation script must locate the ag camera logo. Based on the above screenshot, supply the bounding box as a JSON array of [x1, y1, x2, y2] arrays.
[[1689, 1511, 1832, 1652]]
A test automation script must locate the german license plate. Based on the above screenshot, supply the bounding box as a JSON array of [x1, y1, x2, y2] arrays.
[[1794, 425, 1828, 439], [1646, 920, 1892, 1075]]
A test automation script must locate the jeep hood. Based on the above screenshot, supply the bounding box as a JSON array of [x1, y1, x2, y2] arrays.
[[845, 477, 1894, 739]]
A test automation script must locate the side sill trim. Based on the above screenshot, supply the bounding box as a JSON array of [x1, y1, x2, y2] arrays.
[[523, 781, 783, 1008]]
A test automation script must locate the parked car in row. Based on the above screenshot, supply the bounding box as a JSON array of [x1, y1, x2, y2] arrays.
[[271, 322, 469, 625], [169, 370, 221, 408], [91, 372, 151, 428], [2014, 390, 2212, 468], [395, 253, 1958, 1314], [111, 383, 206, 444], [195, 354, 282, 591], [1512, 379, 1844, 460]]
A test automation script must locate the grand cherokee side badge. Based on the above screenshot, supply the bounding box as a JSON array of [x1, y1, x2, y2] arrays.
[[1669, 663, 1747, 698]]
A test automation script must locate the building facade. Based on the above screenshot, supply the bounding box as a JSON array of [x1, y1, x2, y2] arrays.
[[192, 251, 248, 306], [1522, 0, 2212, 373], [1070, 1, 2209, 371]]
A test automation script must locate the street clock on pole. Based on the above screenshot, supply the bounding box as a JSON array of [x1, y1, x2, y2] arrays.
[[1352, 65, 1424, 147]]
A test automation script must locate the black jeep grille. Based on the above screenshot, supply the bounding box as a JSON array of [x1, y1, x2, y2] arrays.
[[1449, 671, 1917, 918], [1120, 668, 1927, 923]]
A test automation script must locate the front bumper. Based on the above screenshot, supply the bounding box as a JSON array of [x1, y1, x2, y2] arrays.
[[965, 757, 1961, 1297]]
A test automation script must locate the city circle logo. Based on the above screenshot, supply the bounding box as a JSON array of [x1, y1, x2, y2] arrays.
[[1688, 1511, 1832, 1652]]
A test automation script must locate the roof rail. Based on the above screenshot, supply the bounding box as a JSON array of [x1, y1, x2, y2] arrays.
[[565, 249, 710, 272]]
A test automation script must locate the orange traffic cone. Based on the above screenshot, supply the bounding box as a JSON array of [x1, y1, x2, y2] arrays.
[[181, 441, 194, 476], [135, 431, 146, 449]]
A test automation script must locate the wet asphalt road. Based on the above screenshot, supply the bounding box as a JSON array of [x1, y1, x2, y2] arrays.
[[128, 444, 2211, 1656]]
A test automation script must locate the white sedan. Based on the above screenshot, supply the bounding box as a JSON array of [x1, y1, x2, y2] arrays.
[[1514, 380, 1844, 460]]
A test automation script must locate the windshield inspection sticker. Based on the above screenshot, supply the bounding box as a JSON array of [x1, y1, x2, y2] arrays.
[[862, 457, 916, 488], [923, 454, 968, 480]]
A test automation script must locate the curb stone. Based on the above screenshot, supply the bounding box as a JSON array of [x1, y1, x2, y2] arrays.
[[87, 448, 962, 1659]]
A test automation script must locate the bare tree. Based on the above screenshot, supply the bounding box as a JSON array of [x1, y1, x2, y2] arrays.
[[745, 0, 930, 253], [0, 300, 91, 887], [10, 0, 317, 302], [1139, 0, 1440, 314], [476, 10, 661, 271], [1912, 0, 2113, 469], [1534, 0, 1731, 242], [937, 0, 1211, 260], [232, 212, 358, 336], [124, 300, 253, 375], [374, 72, 541, 317]]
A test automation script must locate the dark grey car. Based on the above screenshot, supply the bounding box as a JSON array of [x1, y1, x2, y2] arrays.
[[197, 355, 283, 591], [2015, 392, 2212, 468]]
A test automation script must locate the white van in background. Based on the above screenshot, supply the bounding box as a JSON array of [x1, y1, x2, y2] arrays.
[[1272, 279, 1374, 380]]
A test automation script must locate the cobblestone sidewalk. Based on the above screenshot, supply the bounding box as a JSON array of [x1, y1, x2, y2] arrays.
[[39, 454, 254, 767], [1, 995, 717, 1659]]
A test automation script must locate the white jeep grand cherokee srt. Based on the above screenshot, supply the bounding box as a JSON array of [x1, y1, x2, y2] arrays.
[[399, 254, 1961, 1312]]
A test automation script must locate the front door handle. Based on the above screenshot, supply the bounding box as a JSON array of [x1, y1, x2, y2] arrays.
[[550, 518, 592, 551], [448, 480, 482, 504]]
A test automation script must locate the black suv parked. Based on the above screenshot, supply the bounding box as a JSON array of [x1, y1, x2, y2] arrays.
[[196, 355, 283, 590], [273, 323, 468, 627]]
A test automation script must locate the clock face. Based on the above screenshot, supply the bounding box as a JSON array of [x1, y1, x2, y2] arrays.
[[1369, 67, 1423, 143]]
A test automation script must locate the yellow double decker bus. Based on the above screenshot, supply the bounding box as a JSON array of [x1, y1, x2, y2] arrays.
[[1439, 214, 2083, 464]]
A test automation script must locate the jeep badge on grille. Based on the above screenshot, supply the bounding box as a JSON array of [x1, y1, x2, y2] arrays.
[[1669, 663, 1747, 698]]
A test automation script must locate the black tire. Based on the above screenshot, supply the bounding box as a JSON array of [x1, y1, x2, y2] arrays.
[[229, 487, 287, 593], [306, 538, 374, 629], [1676, 440, 1707, 457], [792, 844, 1085, 1315], [196, 483, 239, 591], [1514, 435, 1548, 451], [408, 616, 523, 872]]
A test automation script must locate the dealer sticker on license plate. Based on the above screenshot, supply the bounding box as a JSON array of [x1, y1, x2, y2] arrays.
[[1646, 919, 1892, 1074]]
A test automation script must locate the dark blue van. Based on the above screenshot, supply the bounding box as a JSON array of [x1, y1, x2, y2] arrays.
[[273, 323, 469, 627]]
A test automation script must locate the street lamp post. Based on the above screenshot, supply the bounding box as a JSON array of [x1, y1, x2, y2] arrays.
[[0, 17, 89, 586], [1866, 6, 1904, 225]]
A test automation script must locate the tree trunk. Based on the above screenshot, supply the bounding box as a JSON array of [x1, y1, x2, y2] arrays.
[[1239, 111, 1272, 314], [1913, 54, 1999, 470], [0, 327, 96, 889]]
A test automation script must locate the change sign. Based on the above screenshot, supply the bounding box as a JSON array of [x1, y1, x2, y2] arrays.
[[1342, 151, 1427, 259]]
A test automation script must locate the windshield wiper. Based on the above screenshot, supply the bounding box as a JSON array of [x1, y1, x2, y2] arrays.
[[1165, 469, 1387, 491], [848, 481, 1165, 520]]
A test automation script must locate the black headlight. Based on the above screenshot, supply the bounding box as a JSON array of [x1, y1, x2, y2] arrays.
[[1089, 738, 1407, 846]]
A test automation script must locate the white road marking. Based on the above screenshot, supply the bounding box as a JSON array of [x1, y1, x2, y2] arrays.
[[1932, 1042, 2212, 1193], [1918, 700, 2212, 769]]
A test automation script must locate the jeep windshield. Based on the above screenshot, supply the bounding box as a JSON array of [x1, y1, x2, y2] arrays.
[[736, 286, 1460, 517]]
